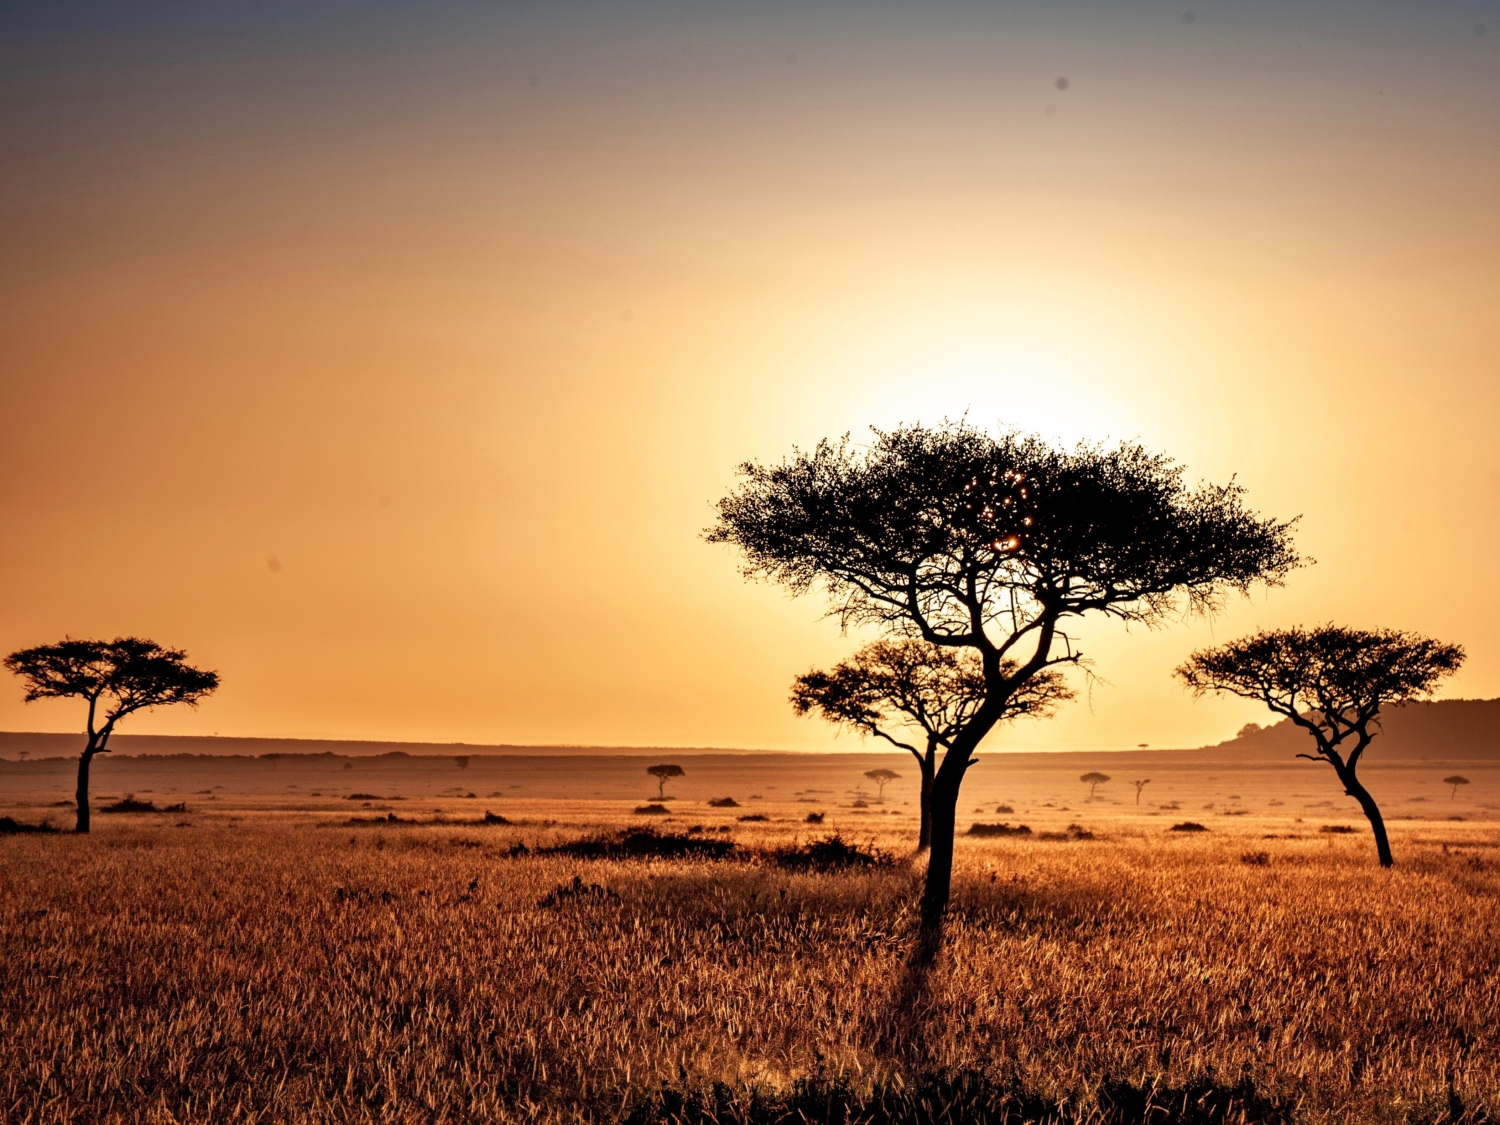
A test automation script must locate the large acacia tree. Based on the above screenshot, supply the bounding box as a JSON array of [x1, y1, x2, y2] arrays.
[[709, 421, 1299, 927], [1176, 626, 1463, 867], [3, 637, 219, 833], [791, 638, 1072, 851]]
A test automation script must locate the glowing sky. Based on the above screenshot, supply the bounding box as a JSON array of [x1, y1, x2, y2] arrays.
[[2, 1, 1497, 750]]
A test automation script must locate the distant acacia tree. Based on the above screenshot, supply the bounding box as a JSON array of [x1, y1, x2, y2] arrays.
[[864, 768, 900, 800], [1444, 775, 1470, 800], [1177, 626, 1464, 868], [792, 639, 1071, 850], [1080, 771, 1110, 800], [710, 421, 1298, 928], [3, 637, 219, 833], [455, 756, 470, 770], [646, 763, 684, 799], [1132, 779, 1150, 805]]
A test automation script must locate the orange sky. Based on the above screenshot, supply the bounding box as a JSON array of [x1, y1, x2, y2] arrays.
[[2, 2, 1497, 751]]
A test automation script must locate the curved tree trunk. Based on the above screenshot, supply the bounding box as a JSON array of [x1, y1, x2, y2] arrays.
[[75, 750, 94, 834], [1341, 769, 1393, 867]]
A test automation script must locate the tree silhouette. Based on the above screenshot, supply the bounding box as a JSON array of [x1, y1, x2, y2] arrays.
[[1177, 626, 1464, 867], [1132, 779, 1151, 805], [711, 421, 1298, 928], [1444, 775, 1470, 800], [792, 638, 1071, 850], [864, 768, 900, 800], [3, 637, 219, 833], [646, 763, 684, 799], [1080, 771, 1110, 800]]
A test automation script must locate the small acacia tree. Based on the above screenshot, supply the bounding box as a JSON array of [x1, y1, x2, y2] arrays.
[[1132, 779, 1150, 805], [710, 421, 1298, 927], [792, 638, 1071, 851], [1080, 771, 1110, 800], [646, 763, 684, 799], [3, 637, 219, 833], [864, 768, 900, 799], [1177, 626, 1464, 868], [1443, 775, 1470, 801]]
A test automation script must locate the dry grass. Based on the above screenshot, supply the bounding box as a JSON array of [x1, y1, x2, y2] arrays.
[[2, 812, 1498, 1123]]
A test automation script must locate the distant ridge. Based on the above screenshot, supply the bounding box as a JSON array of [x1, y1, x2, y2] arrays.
[[1, 696, 1496, 762], [1205, 697, 1500, 762]]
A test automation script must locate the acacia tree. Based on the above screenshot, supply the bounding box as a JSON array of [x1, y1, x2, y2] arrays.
[[709, 421, 1298, 927], [3, 637, 219, 833], [1444, 775, 1469, 801], [1132, 779, 1150, 805], [864, 768, 900, 799], [1176, 626, 1464, 868], [792, 638, 1072, 850], [1080, 771, 1110, 800], [646, 763, 684, 799]]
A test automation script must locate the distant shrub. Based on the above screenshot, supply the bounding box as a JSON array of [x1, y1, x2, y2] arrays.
[[0, 817, 57, 835], [545, 828, 737, 861], [1241, 851, 1271, 866], [851, 799, 869, 809], [995, 804, 1015, 814], [345, 813, 409, 826], [968, 823, 1032, 838], [1170, 822, 1210, 833], [707, 797, 739, 808], [633, 804, 670, 816], [101, 796, 157, 814], [1320, 825, 1358, 835], [736, 814, 769, 822], [804, 812, 825, 825], [482, 811, 511, 825], [770, 834, 893, 872]]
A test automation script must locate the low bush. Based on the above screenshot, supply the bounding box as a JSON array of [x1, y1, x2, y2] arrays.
[[770, 834, 893, 872], [1170, 822, 1210, 833], [634, 804, 670, 816], [1320, 825, 1359, 835], [0, 817, 58, 835], [968, 823, 1032, 838], [707, 797, 739, 808]]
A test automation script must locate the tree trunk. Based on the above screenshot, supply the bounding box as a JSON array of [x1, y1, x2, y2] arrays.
[[916, 742, 935, 853], [75, 750, 94, 834], [1342, 769, 1393, 868], [920, 765, 963, 929]]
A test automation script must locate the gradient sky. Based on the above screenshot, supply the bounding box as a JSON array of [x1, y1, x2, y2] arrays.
[[2, 1, 1497, 750]]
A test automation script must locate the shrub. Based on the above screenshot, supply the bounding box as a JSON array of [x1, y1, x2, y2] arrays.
[[0, 817, 57, 835], [101, 796, 158, 813], [770, 834, 893, 872], [1171, 822, 1210, 833], [1320, 825, 1358, 835], [538, 876, 620, 909], [1242, 852, 1271, 866], [968, 823, 1032, 837], [736, 814, 769, 822], [707, 797, 739, 808], [544, 829, 738, 861], [805, 812, 825, 824], [483, 811, 511, 825], [633, 804, 670, 816]]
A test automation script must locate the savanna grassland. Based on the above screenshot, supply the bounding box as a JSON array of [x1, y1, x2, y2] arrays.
[[3, 800, 1498, 1125]]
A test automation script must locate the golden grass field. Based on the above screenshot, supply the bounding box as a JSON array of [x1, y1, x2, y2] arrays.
[[3, 790, 1498, 1125]]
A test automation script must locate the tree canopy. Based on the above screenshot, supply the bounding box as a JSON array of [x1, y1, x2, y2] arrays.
[[711, 421, 1299, 927], [1176, 625, 1463, 866], [4, 637, 219, 832]]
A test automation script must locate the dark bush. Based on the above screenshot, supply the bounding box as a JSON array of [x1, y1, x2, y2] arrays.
[[100, 796, 157, 813], [634, 804, 671, 816], [1170, 822, 1210, 833], [0, 817, 58, 835], [707, 797, 739, 808], [1319, 824, 1358, 835], [737, 814, 769, 822], [968, 823, 1032, 838], [805, 812, 825, 824], [1241, 851, 1271, 866], [996, 804, 1015, 814], [771, 834, 893, 872], [545, 828, 738, 861], [483, 811, 511, 825]]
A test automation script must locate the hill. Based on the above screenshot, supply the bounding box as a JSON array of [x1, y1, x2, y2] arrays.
[[1208, 697, 1500, 763]]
